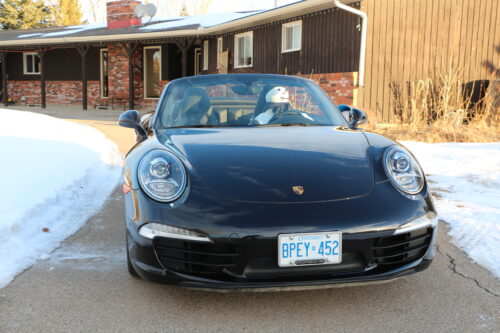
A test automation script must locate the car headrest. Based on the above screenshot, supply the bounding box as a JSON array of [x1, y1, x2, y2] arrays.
[[181, 87, 211, 114]]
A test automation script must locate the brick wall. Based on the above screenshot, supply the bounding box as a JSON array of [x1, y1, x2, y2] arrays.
[[108, 44, 130, 101], [7, 80, 104, 106], [5, 72, 353, 110], [6, 79, 168, 110], [296, 72, 357, 106]]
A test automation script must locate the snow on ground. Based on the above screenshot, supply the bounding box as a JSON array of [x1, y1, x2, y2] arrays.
[[402, 141, 500, 278], [0, 109, 122, 288]]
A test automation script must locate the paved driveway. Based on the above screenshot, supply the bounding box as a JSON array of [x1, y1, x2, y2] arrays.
[[0, 107, 498, 333]]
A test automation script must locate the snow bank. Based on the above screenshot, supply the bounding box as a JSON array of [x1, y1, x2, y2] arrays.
[[0, 109, 122, 288], [402, 141, 500, 278]]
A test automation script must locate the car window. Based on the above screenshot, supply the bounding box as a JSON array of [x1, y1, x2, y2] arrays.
[[155, 75, 347, 128]]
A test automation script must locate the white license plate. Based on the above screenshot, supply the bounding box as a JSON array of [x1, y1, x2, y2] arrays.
[[278, 232, 342, 267]]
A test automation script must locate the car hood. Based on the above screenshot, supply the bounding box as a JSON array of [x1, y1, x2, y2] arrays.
[[156, 127, 374, 203]]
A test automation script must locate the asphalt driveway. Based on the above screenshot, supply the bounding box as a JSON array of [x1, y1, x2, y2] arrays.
[[0, 106, 498, 333]]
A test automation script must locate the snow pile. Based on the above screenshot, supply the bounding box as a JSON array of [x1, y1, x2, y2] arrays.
[[403, 141, 500, 278], [17, 23, 107, 38], [38, 23, 107, 37], [140, 11, 261, 31], [0, 110, 122, 288]]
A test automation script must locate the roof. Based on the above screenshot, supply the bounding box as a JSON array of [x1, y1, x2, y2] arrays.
[[0, 0, 358, 47]]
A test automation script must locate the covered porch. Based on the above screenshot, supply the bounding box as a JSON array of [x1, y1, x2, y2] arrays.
[[0, 38, 202, 111]]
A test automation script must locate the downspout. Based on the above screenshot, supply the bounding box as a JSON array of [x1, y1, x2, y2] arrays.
[[333, 0, 367, 87]]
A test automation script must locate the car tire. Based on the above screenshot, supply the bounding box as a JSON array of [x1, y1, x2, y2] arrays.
[[126, 234, 139, 278]]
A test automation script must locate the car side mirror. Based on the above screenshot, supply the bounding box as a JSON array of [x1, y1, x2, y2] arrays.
[[349, 108, 368, 128], [119, 110, 147, 139], [338, 105, 368, 128]]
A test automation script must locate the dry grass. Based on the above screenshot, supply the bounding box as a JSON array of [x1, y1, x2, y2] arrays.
[[372, 63, 500, 143]]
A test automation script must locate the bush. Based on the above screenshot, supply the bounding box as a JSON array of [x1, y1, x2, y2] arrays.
[[375, 64, 499, 143]]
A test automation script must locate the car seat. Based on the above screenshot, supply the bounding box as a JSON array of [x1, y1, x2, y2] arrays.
[[178, 87, 219, 126]]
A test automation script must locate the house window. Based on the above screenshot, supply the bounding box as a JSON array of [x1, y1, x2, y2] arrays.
[[144, 46, 162, 99], [23, 52, 40, 75], [100, 49, 109, 98], [203, 40, 209, 70], [216, 37, 223, 69], [281, 20, 302, 53], [234, 31, 253, 68]]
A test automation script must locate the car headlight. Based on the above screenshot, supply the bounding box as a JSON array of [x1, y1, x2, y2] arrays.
[[138, 150, 187, 202], [383, 146, 424, 195]]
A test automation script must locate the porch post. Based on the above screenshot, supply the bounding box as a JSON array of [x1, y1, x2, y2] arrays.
[[176, 39, 194, 77], [77, 46, 91, 110], [38, 51, 46, 109], [0, 52, 7, 107], [181, 48, 188, 77], [124, 42, 139, 110]]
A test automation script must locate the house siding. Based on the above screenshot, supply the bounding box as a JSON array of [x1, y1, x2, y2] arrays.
[[357, 0, 500, 122], [6, 48, 100, 81], [208, 6, 360, 75]]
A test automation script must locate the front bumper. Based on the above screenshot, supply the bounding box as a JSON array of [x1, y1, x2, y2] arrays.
[[125, 178, 437, 291], [127, 225, 436, 291]]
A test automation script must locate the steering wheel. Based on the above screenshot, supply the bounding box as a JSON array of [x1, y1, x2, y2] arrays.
[[269, 109, 308, 123]]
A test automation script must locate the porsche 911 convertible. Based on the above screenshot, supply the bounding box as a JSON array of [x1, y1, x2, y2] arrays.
[[119, 74, 437, 291]]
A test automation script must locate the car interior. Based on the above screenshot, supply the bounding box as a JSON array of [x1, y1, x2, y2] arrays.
[[156, 81, 333, 128]]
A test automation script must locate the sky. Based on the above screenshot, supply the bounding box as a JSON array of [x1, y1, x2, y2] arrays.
[[80, 0, 300, 24]]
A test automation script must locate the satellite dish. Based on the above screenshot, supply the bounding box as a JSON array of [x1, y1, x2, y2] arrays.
[[135, 3, 157, 18], [144, 4, 157, 17]]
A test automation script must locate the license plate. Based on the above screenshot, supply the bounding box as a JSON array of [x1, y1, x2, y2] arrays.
[[278, 232, 342, 267]]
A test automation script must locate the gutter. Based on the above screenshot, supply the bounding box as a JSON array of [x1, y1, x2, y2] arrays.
[[333, 0, 367, 87]]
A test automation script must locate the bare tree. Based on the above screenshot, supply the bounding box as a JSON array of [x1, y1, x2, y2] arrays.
[[87, 0, 106, 23], [179, 0, 213, 16], [164, 0, 213, 16]]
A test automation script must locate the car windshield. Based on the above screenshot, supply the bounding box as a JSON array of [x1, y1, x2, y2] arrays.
[[154, 75, 347, 129]]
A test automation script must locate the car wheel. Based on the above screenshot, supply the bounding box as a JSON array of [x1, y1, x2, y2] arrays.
[[126, 234, 139, 278]]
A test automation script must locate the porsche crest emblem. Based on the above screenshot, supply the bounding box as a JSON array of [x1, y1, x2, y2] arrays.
[[292, 186, 304, 195]]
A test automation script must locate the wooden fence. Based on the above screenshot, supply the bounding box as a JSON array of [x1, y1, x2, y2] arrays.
[[357, 0, 500, 122]]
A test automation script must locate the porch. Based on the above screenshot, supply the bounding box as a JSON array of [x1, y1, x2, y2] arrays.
[[0, 39, 202, 111]]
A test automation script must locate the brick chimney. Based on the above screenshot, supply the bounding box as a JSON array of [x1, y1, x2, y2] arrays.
[[106, 0, 142, 29]]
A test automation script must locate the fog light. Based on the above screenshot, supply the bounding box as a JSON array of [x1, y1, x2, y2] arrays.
[[138, 222, 211, 242], [395, 212, 438, 234]]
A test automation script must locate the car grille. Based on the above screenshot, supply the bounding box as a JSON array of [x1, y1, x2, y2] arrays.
[[153, 238, 238, 277], [372, 227, 433, 266], [152, 227, 434, 282]]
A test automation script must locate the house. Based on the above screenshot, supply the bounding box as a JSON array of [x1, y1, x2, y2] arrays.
[[0, 0, 362, 111], [0, 0, 498, 121]]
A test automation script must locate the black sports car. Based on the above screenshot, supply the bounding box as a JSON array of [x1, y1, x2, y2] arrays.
[[119, 74, 437, 291]]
